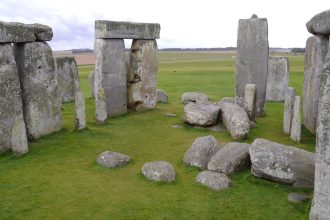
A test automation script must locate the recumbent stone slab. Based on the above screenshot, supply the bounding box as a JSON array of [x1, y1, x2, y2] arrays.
[[283, 87, 296, 134], [244, 84, 256, 121], [97, 151, 130, 168], [142, 161, 175, 182], [181, 92, 208, 104], [196, 171, 232, 191], [306, 9, 330, 35], [183, 103, 221, 127], [290, 96, 301, 143], [0, 21, 36, 43], [26, 23, 53, 41]]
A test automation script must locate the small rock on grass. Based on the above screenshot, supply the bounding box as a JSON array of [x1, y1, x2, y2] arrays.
[[97, 151, 130, 168]]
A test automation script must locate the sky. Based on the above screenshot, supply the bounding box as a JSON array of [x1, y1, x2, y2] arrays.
[[0, 0, 328, 50]]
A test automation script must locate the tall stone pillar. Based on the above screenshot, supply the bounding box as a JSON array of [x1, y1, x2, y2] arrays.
[[236, 14, 269, 116]]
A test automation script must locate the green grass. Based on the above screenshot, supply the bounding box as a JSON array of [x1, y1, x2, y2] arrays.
[[0, 52, 313, 219]]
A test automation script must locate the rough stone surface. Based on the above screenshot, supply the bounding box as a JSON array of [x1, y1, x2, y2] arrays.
[[27, 23, 53, 41], [283, 87, 296, 134], [288, 193, 311, 203], [14, 42, 62, 139], [88, 71, 95, 98], [218, 101, 250, 140], [220, 97, 236, 104], [250, 138, 315, 186], [183, 103, 221, 127], [196, 171, 232, 191], [95, 20, 160, 39], [54, 56, 79, 103], [182, 92, 208, 104], [236, 16, 269, 116], [142, 161, 175, 182], [128, 40, 158, 110], [0, 21, 36, 43], [208, 142, 250, 175], [304, 35, 328, 134], [244, 84, 256, 121], [290, 96, 301, 143], [266, 57, 289, 102], [0, 44, 28, 155], [306, 9, 330, 35], [97, 151, 130, 168], [94, 39, 127, 122], [183, 135, 221, 170], [157, 89, 168, 103], [310, 40, 330, 220], [75, 91, 86, 130]]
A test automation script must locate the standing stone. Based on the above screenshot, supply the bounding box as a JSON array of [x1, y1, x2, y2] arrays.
[[283, 87, 296, 134], [88, 71, 95, 98], [128, 39, 158, 110], [236, 15, 269, 116], [14, 42, 62, 139], [0, 44, 28, 155], [304, 35, 328, 134], [244, 84, 257, 121], [266, 57, 289, 102], [94, 38, 127, 122], [75, 91, 86, 130], [310, 37, 330, 220], [290, 96, 301, 143]]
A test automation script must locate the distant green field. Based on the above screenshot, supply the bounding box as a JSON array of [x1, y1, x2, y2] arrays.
[[0, 51, 313, 219]]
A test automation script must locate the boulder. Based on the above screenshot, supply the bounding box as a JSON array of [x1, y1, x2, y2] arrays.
[[0, 21, 35, 43], [306, 9, 330, 35], [88, 71, 95, 98], [196, 171, 232, 191], [244, 84, 256, 121], [183, 103, 221, 127], [75, 91, 86, 130], [249, 138, 315, 186], [183, 135, 221, 170], [142, 161, 175, 182], [208, 142, 250, 175], [181, 92, 208, 104], [283, 87, 296, 134], [157, 89, 168, 103], [96, 151, 130, 168], [290, 96, 301, 143]]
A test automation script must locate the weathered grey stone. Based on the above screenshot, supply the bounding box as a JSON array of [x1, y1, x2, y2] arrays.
[[304, 35, 328, 134], [236, 16, 269, 116], [220, 97, 236, 104], [142, 161, 175, 182], [306, 9, 330, 35], [183, 135, 221, 170], [290, 96, 301, 143], [283, 87, 296, 134], [244, 84, 256, 121], [54, 56, 79, 103], [183, 103, 221, 127], [0, 44, 28, 155], [26, 23, 53, 41], [266, 57, 289, 102], [310, 39, 330, 220], [288, 192, 311, 203], [0, 21, 36, 43], [218, 101, 250, 140], [127, 40, 158, 110], [94, 39, 127, 122], [75, 91, 86, 130], [208, 142, 250, 175], [88, 71, 95, 98], [157, 89, 168, 103], [182, 92, 208, 104], [196, 171, 232, 191], [250, 138, 315, 186], [14, 42, 62, 139], [95, 20, 160, 39], [97, 151, 130, 168]]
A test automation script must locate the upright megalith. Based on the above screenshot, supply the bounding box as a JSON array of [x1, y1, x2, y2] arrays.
[[0, 44, 28, 155], [283, 87, 296, 134], [128, 39, 158, 110], [236, 14, 269, 116], [266, 57, 289, 102], [75, 91, 86, 130], [244, 84, 256, 121], [290, 96, 301, 143], [14, 42, 62, 139], [303, 35, 328, 134], [88, 71, 95, 98]]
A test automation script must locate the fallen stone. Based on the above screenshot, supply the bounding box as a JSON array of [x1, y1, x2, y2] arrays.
[[196, 171, 232, 191], [288, 192, 311, 203], [208, 142, 250, 175], [183, 103, 221, 127], [27, 23, 53, 41], [164, 113, 176, 117], [97, 151, 130, 168], [0, 21, 35, 43], [88, 71, 95, 98], [183, 135, 221, 170], [181, 92, 208, 104], [266, 57, 289, 102], [306, 9, 330, 35], [95, 20, 160, 39], [290, 96, 301, 143], [249, 138, 315, 186], [283, 87, 296, 134], [244, 84, 256, 121], [157, 89, 168, 103], [75, 91, 86, 130], [142, 161, 175, 182]]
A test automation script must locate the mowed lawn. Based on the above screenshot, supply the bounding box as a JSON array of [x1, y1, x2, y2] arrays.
[[0, 51, 314, 219]]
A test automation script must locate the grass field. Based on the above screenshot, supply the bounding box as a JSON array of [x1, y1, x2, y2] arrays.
[[0, 51, 314, 219]]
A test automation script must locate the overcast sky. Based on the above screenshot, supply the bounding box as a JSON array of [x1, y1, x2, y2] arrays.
[[0, 0, 328, 50]]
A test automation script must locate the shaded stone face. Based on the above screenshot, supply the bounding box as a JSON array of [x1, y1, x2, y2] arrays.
[[157, 89, 168, 103], [0, 44, 28, 155], [128, 39, 158, 110], [290, 96, 301, 143], [244, 84, 256, 121], [283, 87, 296, 134], [266, 57, 289, 102], [304, 35, 328, 134], [306, 9, 330, 35], [14, 42, 62, 139], [236, 17, 269, 116]]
